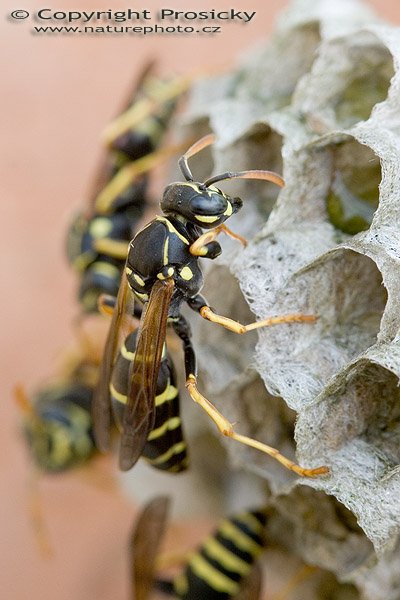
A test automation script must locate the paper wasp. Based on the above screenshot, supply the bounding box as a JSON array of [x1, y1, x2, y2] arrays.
[[93, 134, 329, 477], [129, 497, 323, 600], [129, 496, 265, 600], [66, 64, 191, 313], [15, 351, 99, 473]]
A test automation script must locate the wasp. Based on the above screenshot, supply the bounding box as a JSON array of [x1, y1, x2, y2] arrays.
[[66, 64, 191, 313], [15, 352, 99, 473], [129, 496, 265, 600], [93, 134, 329, 477], [14, 348, 102, 556], [129, 497, 320, 600]]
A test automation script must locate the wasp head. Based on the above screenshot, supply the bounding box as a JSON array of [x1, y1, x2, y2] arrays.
[[161, 182, 242, 229]]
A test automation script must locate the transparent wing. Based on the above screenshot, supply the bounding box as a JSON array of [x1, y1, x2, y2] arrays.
[[235, 563, 263, 600], [119, 279, 174, 471], [129, 495, 170, 600], [92, 272, 136, 452]]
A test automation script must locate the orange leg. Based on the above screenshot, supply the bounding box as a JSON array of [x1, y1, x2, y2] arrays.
[[185, 375, 328, 478], [200, 306, 317, 334], [190, 224, 247, 257]]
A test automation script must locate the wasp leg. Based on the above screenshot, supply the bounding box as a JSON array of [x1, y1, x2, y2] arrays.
[[28, 468, 54, 558], [187, 295, 316, 333], [186, 375, 328, 477], [172, 315, 328, 477], [93, 238, 129, 260], [98, 294, 117, 317], [190, 224, 247, 257], [200, 305, 317, 333], [171, 316, 197, 378]]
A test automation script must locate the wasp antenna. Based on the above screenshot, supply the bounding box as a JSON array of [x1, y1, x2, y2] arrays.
[[178, 133, 216, 181], [204, 169, 285, 188]]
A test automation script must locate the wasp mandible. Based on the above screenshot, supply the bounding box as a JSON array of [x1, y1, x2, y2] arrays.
[[93, 134, 329, 478]]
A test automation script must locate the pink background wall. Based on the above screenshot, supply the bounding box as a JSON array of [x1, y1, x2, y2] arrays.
[[2, 1, 399, 598]]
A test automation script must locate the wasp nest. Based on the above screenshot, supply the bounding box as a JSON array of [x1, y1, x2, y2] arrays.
[[180, 0, 400, 597]]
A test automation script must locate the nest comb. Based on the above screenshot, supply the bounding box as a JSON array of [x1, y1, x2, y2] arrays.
[[179, 0, 400, 597]]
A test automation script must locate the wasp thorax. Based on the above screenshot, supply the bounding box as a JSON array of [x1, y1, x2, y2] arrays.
[[161, 182, 243, 228]]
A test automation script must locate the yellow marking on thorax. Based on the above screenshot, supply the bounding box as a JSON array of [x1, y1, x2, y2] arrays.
[[202, 537, 250, 576], [158, 267, 175, 280], [147, 416, 181, 441], [89, 217, 113, 238], [156, 216, 189, 245], [134, 291, 149, 302], [110, 383, 128, 405], [188, 554, 239, 595], [179, 266, 193, 281], [163, 237, 169, 266], [133, 273, 146, 287], [155, 384, 178, 406], [146, 441, 186, 465], [218, 520, 264, 556]]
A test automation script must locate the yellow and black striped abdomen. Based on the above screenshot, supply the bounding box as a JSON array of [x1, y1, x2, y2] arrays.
[[173, 509, 267, 599], [24, 384, 96, 473], [110, 330, 188, 473]]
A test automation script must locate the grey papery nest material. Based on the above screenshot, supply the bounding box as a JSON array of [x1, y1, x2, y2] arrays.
[[177, 0, 400, 597]]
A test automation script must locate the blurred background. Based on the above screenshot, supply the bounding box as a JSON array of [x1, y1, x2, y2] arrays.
[[1, 0, 399, 598]]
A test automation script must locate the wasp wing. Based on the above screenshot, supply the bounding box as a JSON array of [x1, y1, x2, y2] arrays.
[[92, 271, 136, 452], [119, 279, 174, 471], [129, 495, 170, 600], [235, 563, 263, 600]]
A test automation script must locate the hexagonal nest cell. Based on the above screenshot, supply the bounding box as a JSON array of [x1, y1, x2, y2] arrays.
[[180, 0, 400, 596], [325, 139, 381, 235], [245, 248, 388, 410], [293, 30, 394, 132]]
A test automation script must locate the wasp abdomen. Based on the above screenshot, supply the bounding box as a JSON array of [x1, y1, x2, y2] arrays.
[[25, 384, 95, 473], [172, 510, 267, 599], [110, 330, 188, 473]]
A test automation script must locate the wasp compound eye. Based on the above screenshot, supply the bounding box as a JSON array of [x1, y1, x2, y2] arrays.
[[189, 192, 227, 216]]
